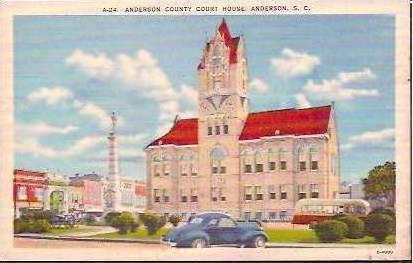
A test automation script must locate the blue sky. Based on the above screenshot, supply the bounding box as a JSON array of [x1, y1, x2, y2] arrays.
[[14, 15, 395, 183]]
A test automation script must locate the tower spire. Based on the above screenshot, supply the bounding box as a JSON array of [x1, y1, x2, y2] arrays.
[[105, 110, 121, 212]]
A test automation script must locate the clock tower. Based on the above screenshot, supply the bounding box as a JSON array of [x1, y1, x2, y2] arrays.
[[197, 19, 248, 215]]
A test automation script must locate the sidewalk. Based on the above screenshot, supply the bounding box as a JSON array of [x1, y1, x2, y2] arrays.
[[58, 225, 117, 237], [14, 234, 393, 248]]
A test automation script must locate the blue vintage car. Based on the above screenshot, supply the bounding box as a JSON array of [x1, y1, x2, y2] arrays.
[[161, 212, 268, 248]]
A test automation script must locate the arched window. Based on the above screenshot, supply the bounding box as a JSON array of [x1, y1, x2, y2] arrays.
[[210, 147, 226, 159], [268, 148, 276, 171], [241, 148, 254, 173], [279, 148, 287, 171], [255, 151, 264, 173], [297, 147, 306, 172], [210, 147, 227, 174], [309, 147, 319, 171]]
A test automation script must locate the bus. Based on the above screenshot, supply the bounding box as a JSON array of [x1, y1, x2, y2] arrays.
[[292, 198, 370, 225]]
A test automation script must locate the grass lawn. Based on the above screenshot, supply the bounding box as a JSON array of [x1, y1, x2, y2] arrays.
[[45, 225, 106, 236], [45, 226, 89, 236], [91, 227, 395, 244], [265, 229, 318, 243], [92, 227, 170, 240], [264, 228, 395, 244]]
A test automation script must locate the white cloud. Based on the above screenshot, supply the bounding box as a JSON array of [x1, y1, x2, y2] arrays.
[[294, 93, 311, 108], [303, 68, 379, 101], [349, 128, 394, 144], [249, 78, 269, 93], [66, 49, 196, 122], [73, 100, 123, 129], [16, 122, 78, 135], [155, 122, 173, 137], [15, 135, 104, 158], [341, 128, 395, 151], [27, 86, 73, 105], [65, 49, 114, 79], [271, 48, 320, 78], [118, 133, 147, 144], [178, 84, 198, 107]]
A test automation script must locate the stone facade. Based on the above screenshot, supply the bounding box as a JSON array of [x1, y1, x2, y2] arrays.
[[145, 20, 339, 221]]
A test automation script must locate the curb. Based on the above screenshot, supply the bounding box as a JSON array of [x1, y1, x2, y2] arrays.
[[14, 235, 391, 248], [14, 234, 161, 244]]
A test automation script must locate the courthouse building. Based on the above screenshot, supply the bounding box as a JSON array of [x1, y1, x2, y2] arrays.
[[145, 20, 340, 221]]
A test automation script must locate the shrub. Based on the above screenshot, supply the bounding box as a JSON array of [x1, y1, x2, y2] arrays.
[[130, 220, 140, 233], [104, 212, 121, 225], [21, 210, 54, 221], [111, 212, 136, 234], [83, 214, 97, 225], [336, 216, 365, 239], [369, 208, 395, 218], [365, 214, 394, 242], [314, 220, 348, 242], [168, 214, 181, 227], [14, 218, 50, 234], [139, 213, 167, 235], [14, 218, 26, 234]]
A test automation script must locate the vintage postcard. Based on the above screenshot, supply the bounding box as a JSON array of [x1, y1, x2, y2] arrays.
[[0, 0, 411, 261]]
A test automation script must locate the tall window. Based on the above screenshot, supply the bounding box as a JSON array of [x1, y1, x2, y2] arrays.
[[180, 165, 187, 176], [255, 186, 263, 200], [268, 185, 276, 199], [180, 189, 188, 203], [215, 126, 221, 135], [279, 148, 287, 171], [18, 186, 27, 200], [310, 147, 319, 171], [298, 147, 306, 172], [211, 187, 218, 202], [208, 126, 212, 135], [280, 185, 287, 200], [210, 147, 226, 175], [242, 149, 254, 173], [298, 184, 307, 199], [299, 161, 306, 171], [280, 161, 287, 171], [255, 152, 264, 173], [219, 187, 226, 201], [268, 148, 276, 171], [244, 186, 253, 201], [223, 125, 229, 134], [190, 188, 198, 202], [162, 189, 169, 202], [153, 165, 160, 177], [153, 189, 160, 203], [310, 184, 319, 198], [163, 164, 170, 176]]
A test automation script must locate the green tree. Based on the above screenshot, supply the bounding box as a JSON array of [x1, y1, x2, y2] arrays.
[[362, 161, 396, 208]]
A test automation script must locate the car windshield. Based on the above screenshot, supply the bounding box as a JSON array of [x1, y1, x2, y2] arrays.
[[188, 217, 203, 224]]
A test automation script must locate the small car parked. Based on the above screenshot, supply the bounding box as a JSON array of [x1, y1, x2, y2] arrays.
[[161, 212, 268, 248]]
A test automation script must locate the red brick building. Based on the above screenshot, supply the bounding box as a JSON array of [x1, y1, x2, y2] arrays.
[[13, 169, 47, 217]]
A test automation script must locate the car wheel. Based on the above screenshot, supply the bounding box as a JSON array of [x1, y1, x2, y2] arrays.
[[251, 235, 266, 248], [191, 238, 207, 248]]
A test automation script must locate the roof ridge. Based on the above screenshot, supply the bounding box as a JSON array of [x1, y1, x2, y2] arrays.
[[249, 105, 331, 115]]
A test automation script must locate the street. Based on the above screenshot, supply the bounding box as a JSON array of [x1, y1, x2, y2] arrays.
[[13, 238, 395, 261]]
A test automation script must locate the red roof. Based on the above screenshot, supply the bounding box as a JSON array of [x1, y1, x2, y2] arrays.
[[147, 118, 198, 147], [239, 106, 332, 140], [14, 169, 47, 178], [197, 19, 240, 70], [147, 106, 332, 147]]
